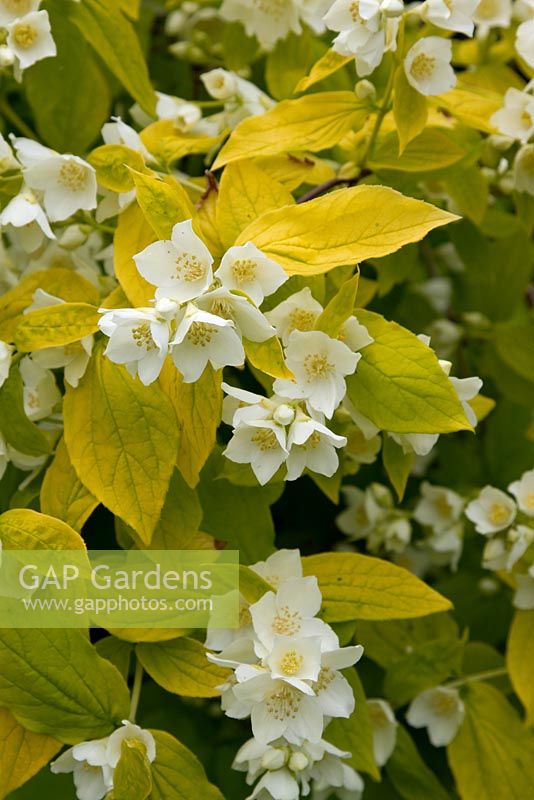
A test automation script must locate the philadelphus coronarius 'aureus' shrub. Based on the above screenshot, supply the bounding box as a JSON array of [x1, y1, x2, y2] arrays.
[[0, 0, 533, 799]]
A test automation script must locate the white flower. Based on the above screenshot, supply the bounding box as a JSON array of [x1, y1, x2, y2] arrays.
[[424, 523, 464, 571], [25, 290, 92, 388], [450, 374, 482, 429], [514, 565, 534, 609], [265, 635, 323, 691], [0, 188, 54, 253], [338, 315, 374, 351], [423, 0, 479, 35], [231, 672, 325, 744], [465, 486, 517, 534], [19, 355, 60, 420], [474, 0, 512, 34], [106, 721, 156, 768], [483, 525, 534, 571], [296, 0, 332, 33], [274, 330, 359, 419], [51, 738, 113, 800], [13, 138, 97, 222], [324, 0, 401, 76], [509, 469, 534, 516], [101, 116, 152, 161], [404, 37, 456, 96], [265, 287, 323, 346], [6, 9, 56, 70], [196, 286, 276, 342], [336, 486, 373, 539], [99, 304, 173, 386], [286, 413, 347, 481], [201, 68, 239, 100], [249, 576, 335, 654], [248, 767, 300, 800], [224, 418, 288, 485], [155, 92, 202, 132], [414, 482, 466, 533], [0, 340, 14, 389], [406, 687, 465, 746], [491, 88, 534, 142], [251, 548, 303, 588], [367, 699, 398, 767], [134, 219, 213, 303], [514, 144, 534, 195], [216, 243, 288, 306], [0, 0, 40, 26], [220, 0, 302, 48], [516, 18, 534, 68], [170, 304, 245, 382], [312, 645, 363, 719], [0, 132, 19, 172]]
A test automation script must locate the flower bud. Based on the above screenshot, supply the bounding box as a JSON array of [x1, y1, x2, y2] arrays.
[[0, 45, 14, 68], [261, 748, 287, 771], [165, 10, 187, 36], [355, 79, 376, 101], [478, 576, 500, 596], [201, 68, 238, 100], [381, 0, 404, 17], [288, 752, 309, 772], [59, 225, 88, 250], [155, 298, 180, 318], [273, 404, 295, 426]]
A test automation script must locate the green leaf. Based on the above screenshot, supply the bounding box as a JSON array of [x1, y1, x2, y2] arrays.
[[113, 739, 152, 800], [159, 361, 222, 489], [347, 310, 472, 434], [0, 508, 86, 550], [130, 171, 196, 240], [447, 683, 534, 800], [369, 127, 479, 173], [302, 553, 452, 622], [14, 303, 100, 352], [236, 185, 458, 276], [40, 439, 99, 533], [386, 726, 451, 800], [0, 708, 61, 799], [150, 730, 224, 800], [384, 637, 464, 707], [66, 0, 156, 115], [382, 437, 414, 501], [325, 668, 379, 779], [355, 614, 459, 669], [494, 321, 534, 384], [137, 638, 228, 698], [24, 2, 111, 153], [0, 367, 52, 457], [64, 346, 179, 544], [393, 67, 428, 155], [213, 92, 368, 168], [95, 637, 133, 681], [0, 630, 130, 743], [266, 33, 331, 100], [89, 144, 145, 192], [315, 273, 359, 337], [507, 610, 534, 725]]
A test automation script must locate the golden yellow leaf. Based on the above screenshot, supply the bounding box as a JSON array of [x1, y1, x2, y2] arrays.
[[15, 303, 100, 352], [393, 66, 428, 154], [507, 610, 534, 725], [0, 508, 86, 550], [0, 708, 61, 799], [295, 49, 353, 93], [40, 438, 99, 532], [130, 169, 196, 240], [114, 202, 156, 307]]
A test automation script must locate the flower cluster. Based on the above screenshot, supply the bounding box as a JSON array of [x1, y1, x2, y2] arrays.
[[0, 0, 57, 74], [206, 549, 365, 800], [337, 483, 413, 556], [465, 469, 534, 607], [50, 720, 156, 800]]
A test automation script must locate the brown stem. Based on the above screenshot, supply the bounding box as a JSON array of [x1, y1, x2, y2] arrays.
[[297, 173, 369, 205]]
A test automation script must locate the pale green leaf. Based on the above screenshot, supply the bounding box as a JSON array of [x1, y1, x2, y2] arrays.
[[137, 638, 228, 698]]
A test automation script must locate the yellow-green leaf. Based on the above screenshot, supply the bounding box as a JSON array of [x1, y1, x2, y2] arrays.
[[255, 152, 336, 191], [113, 739, 152, 800], [436, 83, 501, 133], [326, 668, 379, 779], [150, 730, 224, 800], [14, 303, 100, 352], [114, 202, 156, 307], [213, 92, 368, 168], [303, 552, 452, 622], [447, 683, 534, 800], [0, 268, 99, 342], [40, 439, 99, 533], [369, 127, 476, 173], [347, 310, 472, 434], [140, 120, 225, 164], [0, 708, 61, 799], [130, 170, 196, 240], [0, 367, 52, 457], [295, 49, 353, 93], [382, 436, 414, 501], [387, 726, 451, 800], [244, 337, 293, 380], [238, 565, 274, 603], [393, 66, 428, 154], [315, 273, 359, 336], [159, 360, 222, 489], [507, 610, 534, 725], [89, 144, 145, 192], [137, 638, 228, 698], [0, 629, 130, 743], [0, 508, 86, 550], [236, 185, 458, 276], [216, 161, 294, 250], [64, 347, 179, 544], [445, 164, 489, 225]]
